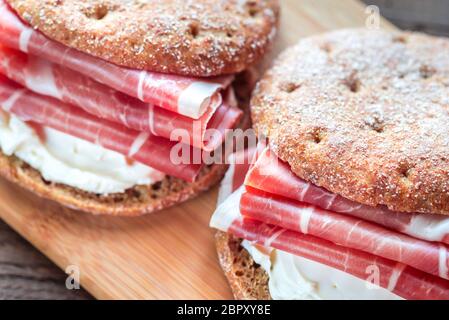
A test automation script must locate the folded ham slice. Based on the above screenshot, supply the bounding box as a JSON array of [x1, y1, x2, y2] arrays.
[[217, 143, 264, 204], [0, 46, 242, 151], [0, 74, 202, 182], [0, 0, 234, 119], [245, 147, 449, 245], [211, 188, 449, 300], [240, 188, 449, 280]]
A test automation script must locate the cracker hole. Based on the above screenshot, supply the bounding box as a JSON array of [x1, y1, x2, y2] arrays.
[[280, 82, 301, 93], [188, 22, 200, 38], [235, 270, 244, 277], [420, 65, 436, 79], [246, 1, 260, 17], [401, 169, 410, 178], [310, 128, 326, 144], [393, 35, 407, 44], [344, 72, 361, 93], [398, 164, 413, 180], [320, 42, 333, 54], [371, 124, 384, 133], [248, 6, 260, 17], [364, 116, 384, 133], [83, 4, 112, 20], [91, 5, 109, 20]]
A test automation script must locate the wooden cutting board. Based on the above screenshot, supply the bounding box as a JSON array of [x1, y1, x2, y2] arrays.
[[0, 0, 394, 300]]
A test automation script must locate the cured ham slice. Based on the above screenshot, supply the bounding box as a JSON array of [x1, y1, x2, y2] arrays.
[[240, 189, 449, 280], [210, 188, 449, 300], [0, 47, 242, 151], [217, 142, 264, 204], [245, 147, 449, 245], [0, 74, 202, 182], [0, 0, 234, 119]]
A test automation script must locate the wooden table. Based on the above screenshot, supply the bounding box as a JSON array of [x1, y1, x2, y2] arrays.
[[0, 0, 444, 300], [0, 220, 91, 299]]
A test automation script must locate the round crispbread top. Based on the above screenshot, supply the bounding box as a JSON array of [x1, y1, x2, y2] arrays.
[[251, 29, 449, 215], [6, 0, 279, 76]]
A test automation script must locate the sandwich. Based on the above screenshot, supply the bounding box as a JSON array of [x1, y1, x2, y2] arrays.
[[0, 0, 280, 215], [211, 29, 449, 300]]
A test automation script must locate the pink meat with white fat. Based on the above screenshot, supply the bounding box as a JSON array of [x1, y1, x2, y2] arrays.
[[210, 188, 449, 300], [240, 189, 449, 280], [0, 74, 202, 182], [212, 146, 449, 299], [0, 0, 234, 119], [245, 147, 449, 244], [0, 46, 242, 151], [217, 142, 265, 204], [231, 216, 449, 300]]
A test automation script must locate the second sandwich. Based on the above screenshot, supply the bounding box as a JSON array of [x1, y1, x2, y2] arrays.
[[212, 29, 449, 300]]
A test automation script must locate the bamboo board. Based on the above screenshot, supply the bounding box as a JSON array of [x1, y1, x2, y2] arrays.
[[0, 0, 394, 299]]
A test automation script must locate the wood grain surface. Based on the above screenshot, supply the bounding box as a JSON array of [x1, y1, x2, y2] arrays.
[[0, 220, 91, 299], [0, 0, 396, 300]]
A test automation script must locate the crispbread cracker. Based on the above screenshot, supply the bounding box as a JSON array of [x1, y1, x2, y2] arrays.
[[215, 231, 270, 300], [0, 153, 228, 216], [251, 29, 449, 215], [6, 0, 280, 76]]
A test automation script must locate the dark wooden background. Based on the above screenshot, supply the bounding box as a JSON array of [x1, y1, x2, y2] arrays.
[[0, 221, 90, 299], [0, 0, 448, 300], [364, 0, 449, 35]]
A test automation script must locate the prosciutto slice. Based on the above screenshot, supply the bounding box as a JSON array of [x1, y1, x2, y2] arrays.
[[217, 143, 264, 204], [0, 46, 242, 151], [0, 0, 234, 119], [210, 189, 449, 300], [0, 74, 202, 182], [240, 189, 449, 280], [245, 147, 449, 245]]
